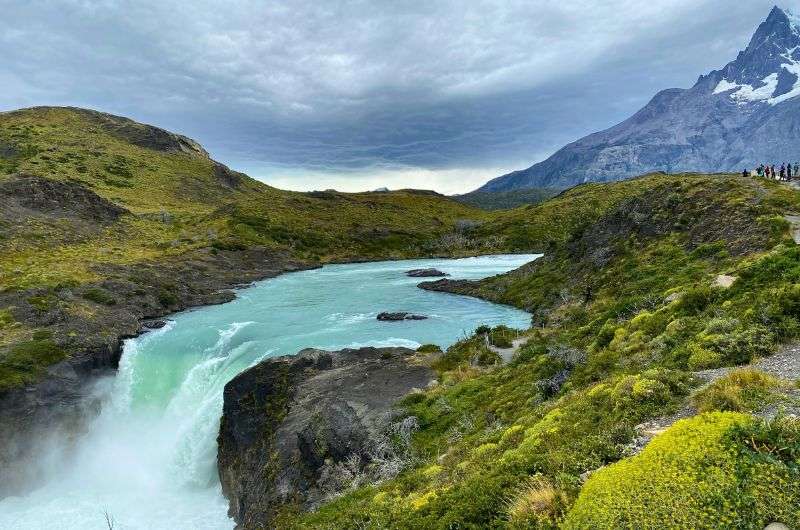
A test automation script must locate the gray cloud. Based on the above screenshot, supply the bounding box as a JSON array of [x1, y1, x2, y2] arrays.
[[0, 0, 789, 192]]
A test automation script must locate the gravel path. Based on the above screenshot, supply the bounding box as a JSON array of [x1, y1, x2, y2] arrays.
[[489, 337, 528, 364], [784, 215, 800, 244], [695, 343, 800, 382]]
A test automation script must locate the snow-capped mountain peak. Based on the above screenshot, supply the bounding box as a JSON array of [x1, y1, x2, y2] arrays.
[[475, 6, 800, 192], [712, 6, 800, 106]]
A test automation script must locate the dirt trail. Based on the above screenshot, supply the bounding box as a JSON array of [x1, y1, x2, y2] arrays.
[[784, 214, 800, 244], [488, 337, 528, 364]]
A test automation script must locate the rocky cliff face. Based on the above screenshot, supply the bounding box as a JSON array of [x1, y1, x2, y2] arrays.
[[217, 347, 436, 529], [478, 6, 800, 191]]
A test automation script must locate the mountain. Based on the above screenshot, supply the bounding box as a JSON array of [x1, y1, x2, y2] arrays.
[[478, 6, 800, 192]]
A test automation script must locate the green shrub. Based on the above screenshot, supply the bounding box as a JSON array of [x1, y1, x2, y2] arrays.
[[564, 413, 800, 529], [157, 289, 178, 308], [693, 369, 780, 413], [677, 286, 716, 315], [693, 324, 774, 367], [0, 338, 69, 390], [82, 287, 117, 306], [687, 343, 723, 370], [211, 239, 248, 251], [26, 295, 52, 312], [0, 309, 13, 329], [489, 326, 516, 348], [416, 344, 442, 354]]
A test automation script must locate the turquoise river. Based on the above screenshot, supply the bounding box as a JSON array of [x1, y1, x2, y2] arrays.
[[0, 254, 538, 529]]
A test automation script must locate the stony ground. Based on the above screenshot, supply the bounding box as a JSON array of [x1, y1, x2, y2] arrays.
[[488, 336, 528, 364], [629, 343, 800, 455]]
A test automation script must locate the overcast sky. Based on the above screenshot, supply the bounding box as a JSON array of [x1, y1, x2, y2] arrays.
[[0, 1, 791, 193]]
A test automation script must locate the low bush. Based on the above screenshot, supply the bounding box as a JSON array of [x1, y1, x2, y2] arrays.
[[489, 326, 517, 348], [693, 369, 781, 413], [157, 289, 178, 308], [505, 476, 566, 529], [82, 287, 117, 306], [0, 338, 68, 390], [564, 413, 800, 529]]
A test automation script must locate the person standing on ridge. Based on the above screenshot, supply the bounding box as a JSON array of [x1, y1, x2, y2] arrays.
[[772, 165, 777, 179], [789, 163, 793, 180], [781, 164, 786, 181]]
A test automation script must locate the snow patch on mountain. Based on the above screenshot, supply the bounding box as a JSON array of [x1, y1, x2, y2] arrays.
[[713, 46, 800, 106], [786, 8, 800, 34]]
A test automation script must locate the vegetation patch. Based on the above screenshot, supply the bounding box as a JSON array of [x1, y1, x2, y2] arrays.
[[0, 336, 68, 391], [564, 413, 800, 529], [693, 369, 782, 413], [82, 287, 117, 306]]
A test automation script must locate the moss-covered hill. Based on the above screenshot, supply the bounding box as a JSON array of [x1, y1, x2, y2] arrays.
[[280, 173, 800, 529], [0, 106, 493, 391]]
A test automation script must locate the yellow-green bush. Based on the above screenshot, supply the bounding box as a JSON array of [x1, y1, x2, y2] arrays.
[[563, 413, 800, 529], [687, 343, 723, 370], [693, 369, 780, 413], [505, 476, 566, 529]]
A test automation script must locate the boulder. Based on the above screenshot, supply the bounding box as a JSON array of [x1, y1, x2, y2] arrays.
[[377, 312, 428, 321], [405, 268, 449, 278], [217, 347, 436, 529]]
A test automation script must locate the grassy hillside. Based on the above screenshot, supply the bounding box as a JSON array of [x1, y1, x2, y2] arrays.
[[453, 187, 559, 211], [0, 106, 494, 390], [280, 173, 800, 529]]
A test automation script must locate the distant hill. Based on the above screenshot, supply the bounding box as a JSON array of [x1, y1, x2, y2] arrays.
[[477, 6, 800, 192], [453, 187, 559, 210]]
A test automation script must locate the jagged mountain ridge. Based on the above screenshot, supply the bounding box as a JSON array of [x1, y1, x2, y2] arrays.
[[478, 6, 800, 192]]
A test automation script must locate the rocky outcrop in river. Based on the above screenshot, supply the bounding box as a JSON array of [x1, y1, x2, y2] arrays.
[[377, 312, 428, 321], [405, 268, 449, 278], [217, 346, 436, 529]]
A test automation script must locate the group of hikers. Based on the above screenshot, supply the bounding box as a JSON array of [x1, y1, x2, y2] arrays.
[[745, 163, 800, 181]]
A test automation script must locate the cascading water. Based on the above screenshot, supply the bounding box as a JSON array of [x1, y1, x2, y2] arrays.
[[0, 255, 538, 529]]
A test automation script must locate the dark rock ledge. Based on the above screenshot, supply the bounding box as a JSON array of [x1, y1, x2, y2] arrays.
[[405, 268, 449, 278], [217, 347, 436, 529], [377, 312, 428, 321]]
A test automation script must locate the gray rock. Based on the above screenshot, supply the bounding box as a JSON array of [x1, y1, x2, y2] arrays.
[[377, 312, 428, 321], [216, 347, 436, 529], [406, 268, 449, 278], [477, 7, 800, 192]]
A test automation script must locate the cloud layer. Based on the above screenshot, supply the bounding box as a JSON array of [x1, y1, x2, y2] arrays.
[[0, 0, 788, 192]]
